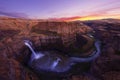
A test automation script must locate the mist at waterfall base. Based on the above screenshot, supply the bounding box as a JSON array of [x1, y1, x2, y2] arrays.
[[23, 40, 101, 77]]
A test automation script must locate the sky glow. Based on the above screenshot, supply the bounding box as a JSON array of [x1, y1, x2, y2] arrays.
[[0, 0, 120, 21]]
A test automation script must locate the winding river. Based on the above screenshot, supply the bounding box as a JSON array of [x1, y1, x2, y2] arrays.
[[24, 38, 101, 73]]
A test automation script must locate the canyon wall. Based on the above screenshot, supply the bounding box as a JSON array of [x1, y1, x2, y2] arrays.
[[0, 17, 120, 80], [0, 17, 94, 80]]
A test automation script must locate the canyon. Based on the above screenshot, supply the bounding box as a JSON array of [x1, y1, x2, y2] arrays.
[[0, 17, 120, 80]]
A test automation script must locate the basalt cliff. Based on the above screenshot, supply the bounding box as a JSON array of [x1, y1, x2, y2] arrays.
[[0, 17, 120, 80]]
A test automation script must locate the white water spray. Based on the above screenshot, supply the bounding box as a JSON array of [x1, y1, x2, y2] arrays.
[[24, 40, 44, 60], [51, 58, 61, 69], [23, 40, 101, 73]]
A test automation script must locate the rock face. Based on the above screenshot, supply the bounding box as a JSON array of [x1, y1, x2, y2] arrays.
[[0, 17, 120, 80], [84, 19, 120, 80], [0, 17, 94, 80], [31, 22, 94, 57]]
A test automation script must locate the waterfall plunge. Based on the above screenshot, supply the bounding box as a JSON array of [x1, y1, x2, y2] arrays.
[[23, 40, 101, 73], [24, 40, 44, 60]]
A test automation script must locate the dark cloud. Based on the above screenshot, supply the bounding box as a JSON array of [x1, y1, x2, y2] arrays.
[[0, 10, 29, 18]]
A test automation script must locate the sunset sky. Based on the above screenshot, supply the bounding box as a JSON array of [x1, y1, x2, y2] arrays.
[[0, 0, 120, 21]]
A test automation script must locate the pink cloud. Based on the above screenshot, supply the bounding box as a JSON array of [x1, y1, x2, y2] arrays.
[[0, 10, 29, 18]]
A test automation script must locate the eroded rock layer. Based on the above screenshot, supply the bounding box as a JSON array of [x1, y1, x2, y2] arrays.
[[0, 17, 120, 80]]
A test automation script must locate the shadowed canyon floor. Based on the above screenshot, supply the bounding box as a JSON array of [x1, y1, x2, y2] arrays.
[[0, 17, 120, 80]]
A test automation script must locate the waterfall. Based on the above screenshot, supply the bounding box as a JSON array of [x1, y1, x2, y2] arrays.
[[24, 40, 44, 60], [51, 58, 61, 69], [23, 40, 101, 73]]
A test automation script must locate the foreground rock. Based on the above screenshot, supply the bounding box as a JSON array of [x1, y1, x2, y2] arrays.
[[0, 17, 94, 80], [84, 19, 120, 80], [0, 17, 120, 80]]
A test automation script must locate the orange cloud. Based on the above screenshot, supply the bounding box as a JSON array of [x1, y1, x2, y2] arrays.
[[49, 5, 120, 21], [54, 13, 120, 21], [60, 16, 82, 21], [50, 16, 81, 21]]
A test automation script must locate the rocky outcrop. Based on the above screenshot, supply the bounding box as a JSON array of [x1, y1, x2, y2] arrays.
[[31, 22, 92, 47], [0, 17, 95, 80], [0, 17, 120, 80], [31, 22, 92, 34], [84, 19, 120, 80]]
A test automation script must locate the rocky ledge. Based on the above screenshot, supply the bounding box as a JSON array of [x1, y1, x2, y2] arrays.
[[0, 17, 120, 80]]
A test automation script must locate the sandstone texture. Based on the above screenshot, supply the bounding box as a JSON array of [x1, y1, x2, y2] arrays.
[[0, 17, 120, 80], [84, 19, 120, 80]]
